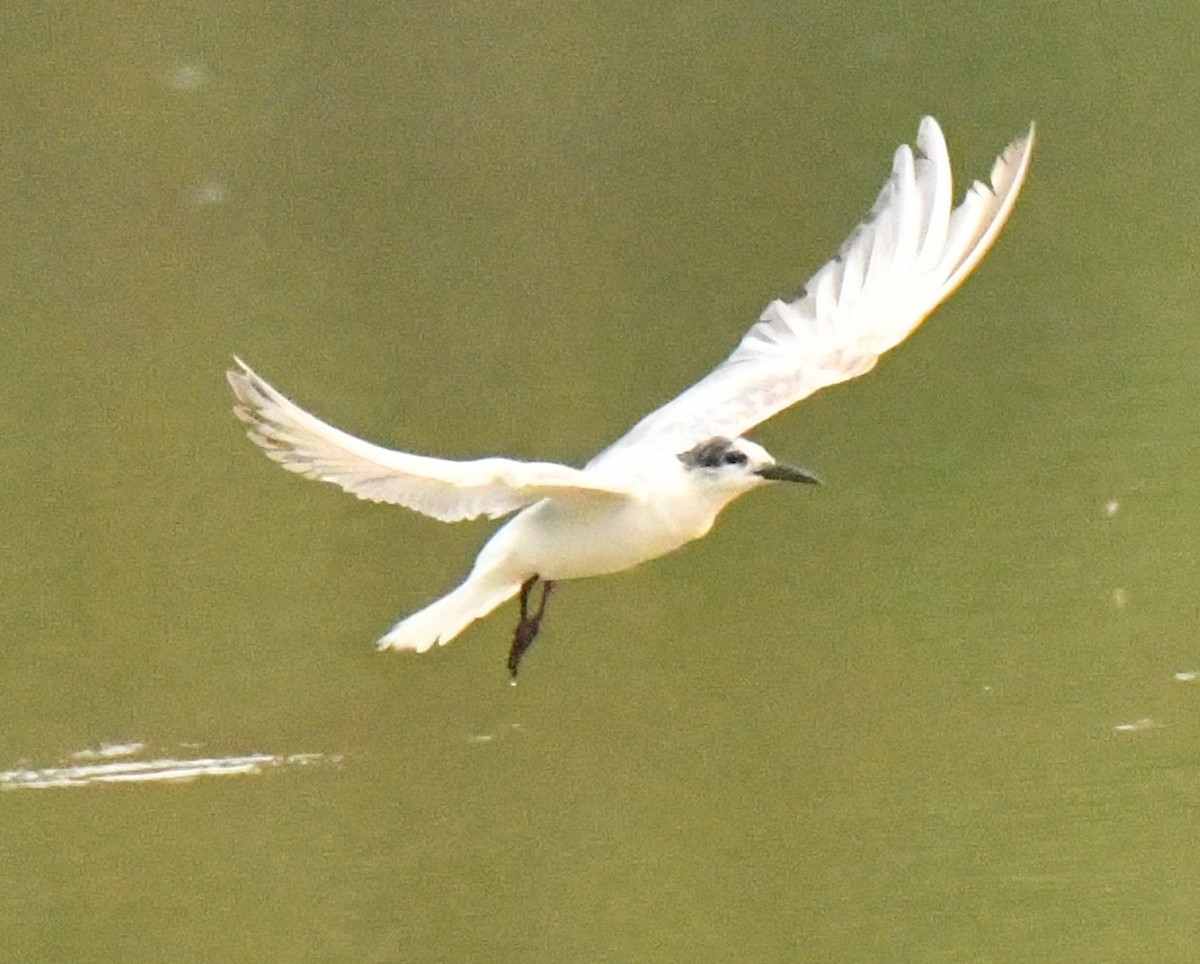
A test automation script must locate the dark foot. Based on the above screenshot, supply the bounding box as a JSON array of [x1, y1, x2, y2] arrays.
[[507, 576, 556, 678]]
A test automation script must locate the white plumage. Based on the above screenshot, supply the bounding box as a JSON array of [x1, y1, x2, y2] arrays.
[[228, 117, 1034, 672]]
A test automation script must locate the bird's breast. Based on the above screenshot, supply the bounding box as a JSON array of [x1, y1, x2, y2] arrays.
[[493, 493, 720, 582]]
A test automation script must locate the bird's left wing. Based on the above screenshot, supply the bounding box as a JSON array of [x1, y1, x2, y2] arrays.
[[590, 117, 1033, 466], [228, 359, 631, 522]]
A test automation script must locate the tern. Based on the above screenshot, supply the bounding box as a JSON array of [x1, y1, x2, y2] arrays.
[[228, 116, 1033, 676]]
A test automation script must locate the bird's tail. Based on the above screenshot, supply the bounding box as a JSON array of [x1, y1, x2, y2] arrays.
[[378, 569, 523, 653]]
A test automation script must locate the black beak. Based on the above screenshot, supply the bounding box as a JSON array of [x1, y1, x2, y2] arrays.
[[756, 462, 822, 485]]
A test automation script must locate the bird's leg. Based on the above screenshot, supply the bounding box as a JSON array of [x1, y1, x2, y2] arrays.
[[517, 575, 536, 622], [507, 576, 540, 678], [507, 576, 556, 678]]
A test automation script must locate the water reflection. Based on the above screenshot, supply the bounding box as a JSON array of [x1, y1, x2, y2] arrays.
[[0, 742, 341, 790]]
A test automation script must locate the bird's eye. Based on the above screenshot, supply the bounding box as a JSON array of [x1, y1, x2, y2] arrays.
[[722, 451, 748, 466]]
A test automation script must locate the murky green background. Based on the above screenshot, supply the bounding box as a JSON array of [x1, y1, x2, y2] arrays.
[[3, 2, 1200, 961]]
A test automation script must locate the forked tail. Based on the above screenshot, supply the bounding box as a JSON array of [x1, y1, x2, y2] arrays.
[[378, 570, 523, 653]]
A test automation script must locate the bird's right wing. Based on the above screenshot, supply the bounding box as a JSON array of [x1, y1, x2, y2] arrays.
[[228, 359, 631, 522], [590, 117, 1034, 465]]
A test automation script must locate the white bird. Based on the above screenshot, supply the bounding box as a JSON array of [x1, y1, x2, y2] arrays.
[[228, 116, 1034, 676]]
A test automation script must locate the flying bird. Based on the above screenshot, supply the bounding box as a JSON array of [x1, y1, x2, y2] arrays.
[[228, 117, 1034, 676]]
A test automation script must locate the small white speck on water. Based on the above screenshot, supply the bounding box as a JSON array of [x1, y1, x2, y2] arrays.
[[189, 180, 228, 207], [1113, 718, 1164, 733], [1103, 500, 1120, 518], [166, 63, 211, 90], [1111, 587, 1128, 609], [466, 723, 523, 745], [70, 742, 144, 761]]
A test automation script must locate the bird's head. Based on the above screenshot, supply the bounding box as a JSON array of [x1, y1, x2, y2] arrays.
[[677, 436, 821, 498]]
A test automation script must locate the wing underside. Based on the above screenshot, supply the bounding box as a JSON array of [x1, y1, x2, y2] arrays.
[[228, 359, 629, 522], [590, 117, 1034, 465]]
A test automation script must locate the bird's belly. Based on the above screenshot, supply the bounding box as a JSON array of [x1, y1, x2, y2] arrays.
[[496, 498, 715, 581]]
